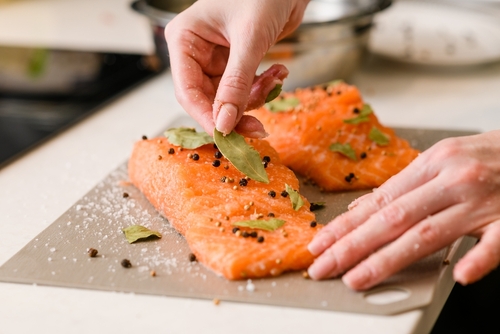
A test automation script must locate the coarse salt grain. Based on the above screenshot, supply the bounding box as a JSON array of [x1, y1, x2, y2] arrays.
[[246, 279, 255, 292]]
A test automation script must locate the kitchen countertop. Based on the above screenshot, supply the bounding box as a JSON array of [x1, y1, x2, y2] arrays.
[[1, 55, 500, 333]]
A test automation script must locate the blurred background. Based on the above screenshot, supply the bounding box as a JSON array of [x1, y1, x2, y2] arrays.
[[1, 0, 500, 166]]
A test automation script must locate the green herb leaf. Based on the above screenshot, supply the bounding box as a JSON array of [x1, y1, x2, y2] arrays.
[[164, 127, 214, 149], [265, 84, 282, 103], [329, 142, 357, 160], [122, 225, 162, 244], [265, 97, 300, 113], [28, 49, 48, 78], [232, 218, 286, 232], [310, 202, 326, 211], [369, 127, 390, 146], [343, 104, 373, 124], [325, 79, 344, 88], [213, 129, 269, 183], [285, 184, 304, 211]]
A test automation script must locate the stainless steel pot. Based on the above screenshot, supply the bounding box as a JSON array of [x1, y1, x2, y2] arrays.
[[132, 0, 392, 89]]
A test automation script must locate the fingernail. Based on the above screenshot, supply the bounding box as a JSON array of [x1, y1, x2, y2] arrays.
[[343, 265, 372, 289], [308, 232, 335, 256], [245, 130, 269, 139], [215, 103, 238, 135], [454, 263, 473, 286], [307, 253, 338, 280], [347, 199, 359, 211]]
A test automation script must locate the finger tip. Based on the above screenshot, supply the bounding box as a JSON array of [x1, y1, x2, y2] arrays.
[[214, 102, 238, 135], [307, 266, 321, 280], [453, 265, 471, 286], [307, 242, 322, 257]]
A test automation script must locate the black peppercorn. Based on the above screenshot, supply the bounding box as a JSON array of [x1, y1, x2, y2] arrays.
[[268, 190, 276, 198], [168, 148, 175, 154], [310, 221, 317, 228], [232, 227, 240, 234], [249, 231, 257, 238], [121, 259, 132, 268], [267, 212, 275, 217], [242, 231, 250, 238], [239, 179, 248, 186], [122, 192, 129, 198], [192, 153, 199, 161], [188, 253, 197, 262], [142, 135, 148, 140], [360, 152, 367, 159], [345, 175, 352, 182], [213, 144, 218, 149], [212, 159, 221, 167], [88, 248, 98, 257], [257, 236, 264, 243], [263, 161, 269, 168], [262, 156, 271, 163], [281, 190, 288, 198], [214, 151, 223, 159], [353, 108, 360, 114]]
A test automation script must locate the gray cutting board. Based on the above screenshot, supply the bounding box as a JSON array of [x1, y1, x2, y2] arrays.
[[0, 120, 478, 315]]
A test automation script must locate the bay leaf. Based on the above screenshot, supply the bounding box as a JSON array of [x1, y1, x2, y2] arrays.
[[265, 97, 300, 113], [343, 104, 373, 124], [369, 127, 390, 146], [164, 127, 214, 149], [285, 184, 304, 211], [265, 84, 282, 103], [233, 218, 286, 232], [329, 142, 357, 160], [213, 129, 269, 183], [122, 225, 162, 244], [315, 79, 344, 90]]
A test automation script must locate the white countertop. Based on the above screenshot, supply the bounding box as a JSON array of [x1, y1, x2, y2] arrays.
[[1, 58, 500, 334]]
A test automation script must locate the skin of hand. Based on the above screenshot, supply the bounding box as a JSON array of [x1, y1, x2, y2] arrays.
[[164, 0, 309, 137], [308, 131, 500, 290]]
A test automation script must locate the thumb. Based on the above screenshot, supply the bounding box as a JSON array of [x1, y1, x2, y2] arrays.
[[213, 39, 266, 135]]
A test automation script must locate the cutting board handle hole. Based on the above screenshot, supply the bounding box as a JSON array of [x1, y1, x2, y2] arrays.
[[364, 288, 410, 305]]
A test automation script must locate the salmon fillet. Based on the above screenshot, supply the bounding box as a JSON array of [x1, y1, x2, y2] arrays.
[[128, 137, 319, 279], [248, 82, 420, 191]]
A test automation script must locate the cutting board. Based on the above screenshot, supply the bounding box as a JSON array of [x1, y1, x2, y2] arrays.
[[0, 119, 478, 315]]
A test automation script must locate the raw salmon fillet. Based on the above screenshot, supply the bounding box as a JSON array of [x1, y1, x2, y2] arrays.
[[248, 82, 420, 191], [128, 137, 319, 279]]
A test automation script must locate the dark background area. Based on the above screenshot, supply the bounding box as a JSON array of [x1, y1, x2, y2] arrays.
[[432, 264, 500, 333]]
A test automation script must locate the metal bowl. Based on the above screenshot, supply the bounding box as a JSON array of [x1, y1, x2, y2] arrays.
[[132, 0, 392, 89]]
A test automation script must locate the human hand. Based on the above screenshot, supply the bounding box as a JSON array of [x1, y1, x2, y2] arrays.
[[165, 0, 309, 137], [307, 131, 500, 290]]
